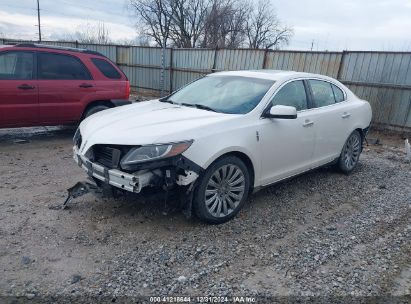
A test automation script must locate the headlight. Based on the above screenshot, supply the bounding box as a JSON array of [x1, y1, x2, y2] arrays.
[[121, 140, 193, 166]]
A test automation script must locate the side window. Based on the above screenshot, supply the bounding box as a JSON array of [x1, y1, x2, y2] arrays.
[[38, 53, 91, 80], [270, 80, 308, 111], [309, 80, 336, 107], [331, 84, 345, 102], [91, 58, 121, 79], [0, 52, 33, 80]]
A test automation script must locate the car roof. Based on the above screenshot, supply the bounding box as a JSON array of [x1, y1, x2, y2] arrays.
[[210, 69, 338, 83], [1, 43, 105, 57]]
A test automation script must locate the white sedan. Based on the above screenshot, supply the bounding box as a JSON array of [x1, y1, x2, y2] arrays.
[[73, 70, 372, 224]]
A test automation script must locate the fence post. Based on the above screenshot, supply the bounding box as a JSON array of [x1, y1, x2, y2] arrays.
[[262, 49, 269, 69], [169, 48, 173, 93], [336, 50, 347, 80], [160, 44, 167, 97], [115, 45, 119, 66]]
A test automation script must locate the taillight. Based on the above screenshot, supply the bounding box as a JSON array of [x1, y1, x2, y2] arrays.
[[125, 81, 130, 98]]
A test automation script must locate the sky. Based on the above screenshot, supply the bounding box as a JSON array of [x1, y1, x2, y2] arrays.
[[1, 0, 411, 51]]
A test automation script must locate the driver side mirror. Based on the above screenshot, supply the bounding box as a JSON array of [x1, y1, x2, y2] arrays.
[[264, 105, 297, 119]]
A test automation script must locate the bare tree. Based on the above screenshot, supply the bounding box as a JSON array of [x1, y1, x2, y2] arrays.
[[73, 22, 111, 44], [200, 0, 253, 48], [129, 0, 175, 47], [199, 0, 222, 48], [136, 35, 152, 46], [169, 0, 209, 48], [245, 0, 293, 49], [224, 0, 250, 48], [114, 35, 152, 46], [129, 0, 293, 49]]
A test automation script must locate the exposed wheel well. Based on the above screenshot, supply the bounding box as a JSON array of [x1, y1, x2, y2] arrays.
[[81, 100, 114, 119], [355, 128, 366, 150], [212, 151, 255, 192]]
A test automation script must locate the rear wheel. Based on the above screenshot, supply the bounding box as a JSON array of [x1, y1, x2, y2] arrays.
[[337, 130, 362, 173], [83, 105, 109, 119], [194, 156, 250, 224]]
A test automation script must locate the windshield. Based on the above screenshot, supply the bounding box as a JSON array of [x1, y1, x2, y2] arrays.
[[164, 75, 275, 114]]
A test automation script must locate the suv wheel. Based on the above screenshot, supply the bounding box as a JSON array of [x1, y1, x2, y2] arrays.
[[83, 105, 109, 119], [194, 156, 250, 224]]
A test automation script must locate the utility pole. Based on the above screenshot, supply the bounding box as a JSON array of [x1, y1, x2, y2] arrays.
[[310, 40, 314, 51], [36, 0, 42, 42]]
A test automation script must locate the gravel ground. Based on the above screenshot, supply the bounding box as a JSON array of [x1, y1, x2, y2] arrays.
[[0, 127, 410, 303]]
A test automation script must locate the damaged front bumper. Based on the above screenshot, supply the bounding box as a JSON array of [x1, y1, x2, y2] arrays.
[[73, 146, 200, 193]]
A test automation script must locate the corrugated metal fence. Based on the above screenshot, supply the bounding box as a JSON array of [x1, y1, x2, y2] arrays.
[[1, 39, 410, 131]]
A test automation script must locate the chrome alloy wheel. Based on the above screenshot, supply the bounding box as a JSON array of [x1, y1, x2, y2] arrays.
[[342, 132, 361, 170], [204, 164, 246, 218]]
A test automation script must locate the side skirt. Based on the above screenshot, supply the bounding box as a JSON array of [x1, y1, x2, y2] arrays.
[[252, 158, 339, 194]]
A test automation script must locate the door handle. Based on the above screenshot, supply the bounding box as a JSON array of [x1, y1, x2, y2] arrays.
[[17, 84, 35, 90], [79, 83, 93, 88], [303, 120, 314, 127], [342, 112, 351, 119]]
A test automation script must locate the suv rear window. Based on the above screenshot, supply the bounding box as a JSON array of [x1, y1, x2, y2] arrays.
[[91, 58, 121, 79], [38, 53, 91, 80]]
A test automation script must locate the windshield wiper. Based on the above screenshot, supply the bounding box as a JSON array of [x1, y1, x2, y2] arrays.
[[160, 98, 175, 104], [180, 103, 217, 112]]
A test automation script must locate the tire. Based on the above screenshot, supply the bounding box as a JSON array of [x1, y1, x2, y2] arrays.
[[337, 130, 362, 174], [194, 156, 250, 224], [83, 105, 109, 119]]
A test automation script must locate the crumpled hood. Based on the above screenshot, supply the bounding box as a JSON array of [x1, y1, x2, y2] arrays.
[[79, 100, 236, 153]]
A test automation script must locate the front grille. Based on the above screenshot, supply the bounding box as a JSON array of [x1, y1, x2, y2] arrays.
[[93, 145, 121, 168]]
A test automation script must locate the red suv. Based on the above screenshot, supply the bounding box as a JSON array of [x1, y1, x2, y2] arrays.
[[0, 44, 131, 128]]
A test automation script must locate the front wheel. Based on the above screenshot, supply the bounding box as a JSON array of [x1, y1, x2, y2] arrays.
[[337, 130, 362, 173], [194, 156, 250, 224]]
